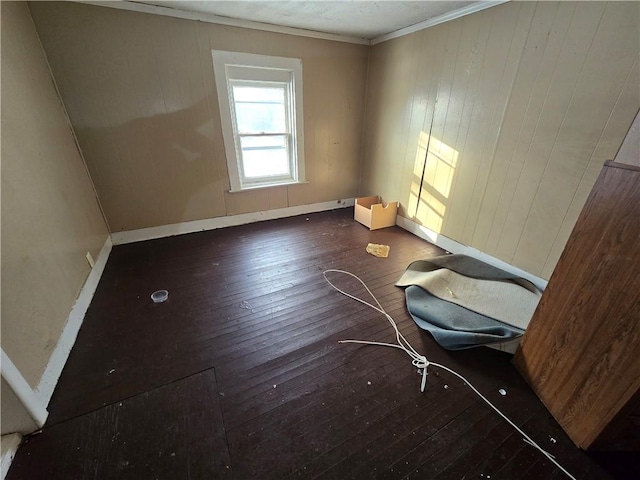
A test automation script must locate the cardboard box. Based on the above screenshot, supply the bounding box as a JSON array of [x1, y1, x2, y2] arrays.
[[354, 196, 398, 230]]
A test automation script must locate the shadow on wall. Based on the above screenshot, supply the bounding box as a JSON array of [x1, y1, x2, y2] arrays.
[[409, 131, 459, 234], [75, 96, 226, 232]]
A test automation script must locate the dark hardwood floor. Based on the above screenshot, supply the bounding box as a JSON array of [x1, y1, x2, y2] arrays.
[[7, 209, 630, 479]]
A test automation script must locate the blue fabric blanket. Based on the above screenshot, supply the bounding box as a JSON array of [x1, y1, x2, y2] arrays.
[[396, 255, 540, 350]]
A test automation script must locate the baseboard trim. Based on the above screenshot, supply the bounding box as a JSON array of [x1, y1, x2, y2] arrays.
[[1, 434, 21, 480], [0, 350, 47, 429], [34, 236, 113, 406], [111, 199, 355, 245], [395, 215, 548, 291]]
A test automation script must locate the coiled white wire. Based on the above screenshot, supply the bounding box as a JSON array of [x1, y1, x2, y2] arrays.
[[323, 269, 577, 480]]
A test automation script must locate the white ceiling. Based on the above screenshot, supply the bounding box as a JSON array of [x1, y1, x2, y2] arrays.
[[133, 1, 483, 40]]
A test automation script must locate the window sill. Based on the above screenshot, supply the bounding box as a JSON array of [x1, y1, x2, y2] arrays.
[[228, 180, 308, 193]]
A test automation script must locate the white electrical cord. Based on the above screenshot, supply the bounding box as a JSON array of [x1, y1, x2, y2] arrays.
[[323, 269, 577, 480]]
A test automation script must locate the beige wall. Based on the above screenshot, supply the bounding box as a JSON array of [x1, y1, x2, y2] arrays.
[[615, 111, 640, 167], [362, 1, 639, 279], [28, 2, 369, 232], [1, 1, 109, 388], [1, 380, 37, 435]]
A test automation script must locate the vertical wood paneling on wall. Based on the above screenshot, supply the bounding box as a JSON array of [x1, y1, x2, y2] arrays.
[[434, 9, 493, 239], [541, 57, 640, 278], [301, 40, 333, 207], [491, 3, 607, 265], [478, 2, 566, 253], [482, 3, 576, 257], [396, 26, 441, 219], [362, 1, 639, 278], [460, 2, 535, 247], [416, 20, 464, 234], [434, 3, 526, 242], [512, 2, 640, 273], [89, 9, 146, 230], [29, 2, 368, 231], [328, 47, 357, 199], [362, 33, 419, 209], [434, 13, 483, 224]]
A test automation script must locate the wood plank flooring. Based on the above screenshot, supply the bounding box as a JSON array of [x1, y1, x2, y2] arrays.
[[7, 209, 628, 479]]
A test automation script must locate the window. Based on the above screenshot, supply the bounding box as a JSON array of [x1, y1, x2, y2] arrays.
[[212, 51, 305, 192]]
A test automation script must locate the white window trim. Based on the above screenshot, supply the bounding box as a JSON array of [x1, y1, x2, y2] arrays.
[[212, 50, 306, 192]]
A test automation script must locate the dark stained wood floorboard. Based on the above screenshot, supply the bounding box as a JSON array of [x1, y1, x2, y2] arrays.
[[6, 209, 623, 479], [309, 382, 481, 479], [46, 211, 438, 423], [7, 370, 230, 480]]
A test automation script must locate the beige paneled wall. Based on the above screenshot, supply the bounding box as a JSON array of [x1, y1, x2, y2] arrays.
[[28, 2, 369, 232], [1, 380, 38, 435], [1, 2, 109, 387], [362, 1, 639, 279], [615, 111, 640, 167]]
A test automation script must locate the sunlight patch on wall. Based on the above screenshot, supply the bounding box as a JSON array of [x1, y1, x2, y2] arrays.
[[415, 135, 459, 234]]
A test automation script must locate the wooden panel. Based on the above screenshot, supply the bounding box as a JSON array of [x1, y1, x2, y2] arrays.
[[362, 32, 421, 207], [458, 2, 536, 247], [416, 18, 462, 234], [28, 1, 368, 232], [512, 1, 640, 273], [541, 57, 640, 278], [480, 1, 571, 254], [483, 3, 606, 264], [394, 27, 439, 219], [7, 370, 231, 479], [514, 161, 640, 449], [430, 8, 494, 238], [361, 1, 639, 279]]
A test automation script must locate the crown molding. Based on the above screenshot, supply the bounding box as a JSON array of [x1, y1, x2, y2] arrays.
[[72, 1, 370, 45], [370, 1, 510, 45]]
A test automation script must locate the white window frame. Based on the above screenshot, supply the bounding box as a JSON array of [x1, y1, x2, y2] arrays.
[[212, 50, 306, 192]]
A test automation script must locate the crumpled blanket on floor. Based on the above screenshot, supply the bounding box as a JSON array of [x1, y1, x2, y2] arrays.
[[396, 254, 542, 350]]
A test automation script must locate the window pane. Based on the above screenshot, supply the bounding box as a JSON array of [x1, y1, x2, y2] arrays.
[[233, 86, 286, 134], [240, 135, 290, 179], [235, 103, 285, 133], [233, 86, 284, 103]]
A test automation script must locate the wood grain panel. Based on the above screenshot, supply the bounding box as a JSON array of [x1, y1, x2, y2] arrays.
[[514, 161, 640, 449], [28, 1, 368, 232]]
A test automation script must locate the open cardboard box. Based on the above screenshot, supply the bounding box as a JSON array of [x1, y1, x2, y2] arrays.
[[354, 196, 398, 230]]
